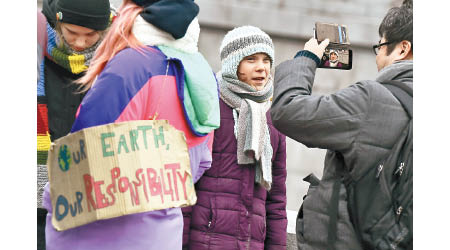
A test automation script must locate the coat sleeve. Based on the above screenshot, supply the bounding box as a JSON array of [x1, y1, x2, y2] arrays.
[[270, 55, 370, 152], [37, 11, 47, 77], [37, 11, 48, 58], [264, 131, 287, 250], [192, 132, 214, 183]]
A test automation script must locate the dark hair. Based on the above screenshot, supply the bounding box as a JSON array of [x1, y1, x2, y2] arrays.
[[378, 3, 413, 55], [402, 0, 413, 9]]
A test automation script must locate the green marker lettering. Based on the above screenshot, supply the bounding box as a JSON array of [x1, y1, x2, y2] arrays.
[[101, 132, 115, 157], [138, 125, 152, 149], [153, 126, 165, 148], [118, 134, 130, 154], [129, 129, 139, 151]]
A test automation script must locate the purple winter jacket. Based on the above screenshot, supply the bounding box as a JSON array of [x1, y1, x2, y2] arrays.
[[182, 99, 287, 250]]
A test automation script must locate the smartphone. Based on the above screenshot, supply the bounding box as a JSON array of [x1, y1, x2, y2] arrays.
[[314, 22, 352, 70]]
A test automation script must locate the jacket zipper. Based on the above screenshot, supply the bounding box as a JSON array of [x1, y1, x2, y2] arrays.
[[376, 164, 383, 178], [394, 162, 404, 176], [246, 223, 251, 250]]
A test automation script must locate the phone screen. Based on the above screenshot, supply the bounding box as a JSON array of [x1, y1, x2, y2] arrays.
[[319, 48, 352, 70], [315, 22, 352, 70]]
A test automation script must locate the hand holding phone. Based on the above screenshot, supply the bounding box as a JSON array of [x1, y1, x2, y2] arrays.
[[304, 37, 330, 60], [314, 22, 353, 70]]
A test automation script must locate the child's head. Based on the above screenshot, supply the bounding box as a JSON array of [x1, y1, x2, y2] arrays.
[[329, 50, 339, 62], [219, 26, 274, 90], [53, 0, 110, 51]]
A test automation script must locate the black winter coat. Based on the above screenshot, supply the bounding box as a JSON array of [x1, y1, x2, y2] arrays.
[[44, 57, 85, 140]]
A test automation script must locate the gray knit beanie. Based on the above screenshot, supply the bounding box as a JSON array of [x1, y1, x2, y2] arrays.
[[219, 26, 274, 78]]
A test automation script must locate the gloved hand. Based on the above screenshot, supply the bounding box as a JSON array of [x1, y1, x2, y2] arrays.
[[304, 38, 330, 60]]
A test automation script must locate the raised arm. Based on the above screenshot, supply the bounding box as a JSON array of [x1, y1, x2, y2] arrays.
[[271, 43, 370, 152]]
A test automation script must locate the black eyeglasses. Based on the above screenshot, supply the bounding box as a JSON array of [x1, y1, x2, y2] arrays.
[[372, 41, 393, 55]]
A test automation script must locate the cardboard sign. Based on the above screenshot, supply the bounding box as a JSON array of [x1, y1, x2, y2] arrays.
[[47, 120, 195, 231]]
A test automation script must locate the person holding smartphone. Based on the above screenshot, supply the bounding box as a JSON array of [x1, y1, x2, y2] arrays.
[[270, 1, 413, 249]]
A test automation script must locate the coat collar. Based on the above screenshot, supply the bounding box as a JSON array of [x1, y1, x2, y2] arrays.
[[132, 15, 199, 54], [376, 60, 413, 84]]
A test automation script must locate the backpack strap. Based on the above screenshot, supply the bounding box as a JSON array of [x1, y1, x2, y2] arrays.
[[327, 179, 341, 250], [326, 152, 349, 250], [380, 80, 413, 118]]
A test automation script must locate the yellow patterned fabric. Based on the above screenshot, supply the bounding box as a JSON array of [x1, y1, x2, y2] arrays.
[[37, 133, 51, 151], [68, 54, 88, 74]]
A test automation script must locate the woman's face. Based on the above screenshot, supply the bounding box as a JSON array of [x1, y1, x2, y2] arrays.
[[330, 52, 338, 61], [237, 53, 271, 91], [60, 23, 101, 52]]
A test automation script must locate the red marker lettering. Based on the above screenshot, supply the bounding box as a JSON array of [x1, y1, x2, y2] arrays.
[[83, 174, 97, 212], [177, 171, 189, 200], [93, 180, 109, 209], [134, 168, 149, 203], [147, 168, 163, 203], [161, 169, 174, 201], [165, 163, 181, 201]]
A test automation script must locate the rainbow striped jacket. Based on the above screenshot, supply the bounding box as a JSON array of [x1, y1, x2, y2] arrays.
[[43, 46, 219, 250]]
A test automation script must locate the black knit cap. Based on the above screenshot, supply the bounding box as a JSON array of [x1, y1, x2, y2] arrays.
[[131, 0, 199, 39], [131, 0, 160, 7], [55, 0, 110, 31]]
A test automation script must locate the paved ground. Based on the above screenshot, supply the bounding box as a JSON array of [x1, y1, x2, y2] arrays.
[[287, 233, 297, 250]]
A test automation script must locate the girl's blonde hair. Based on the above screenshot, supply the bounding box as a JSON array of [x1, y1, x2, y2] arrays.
[[54, 22, 109, 47], [77, 0, 152, 92]]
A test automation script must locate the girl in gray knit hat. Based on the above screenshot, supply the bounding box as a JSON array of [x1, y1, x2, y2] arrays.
[[183, 25, 288, 249]]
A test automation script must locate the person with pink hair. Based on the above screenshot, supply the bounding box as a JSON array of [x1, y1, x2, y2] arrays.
[[42, 1, 220, 249]]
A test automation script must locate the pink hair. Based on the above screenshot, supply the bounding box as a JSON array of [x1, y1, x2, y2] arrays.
[[77, 0, 152, 92]]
